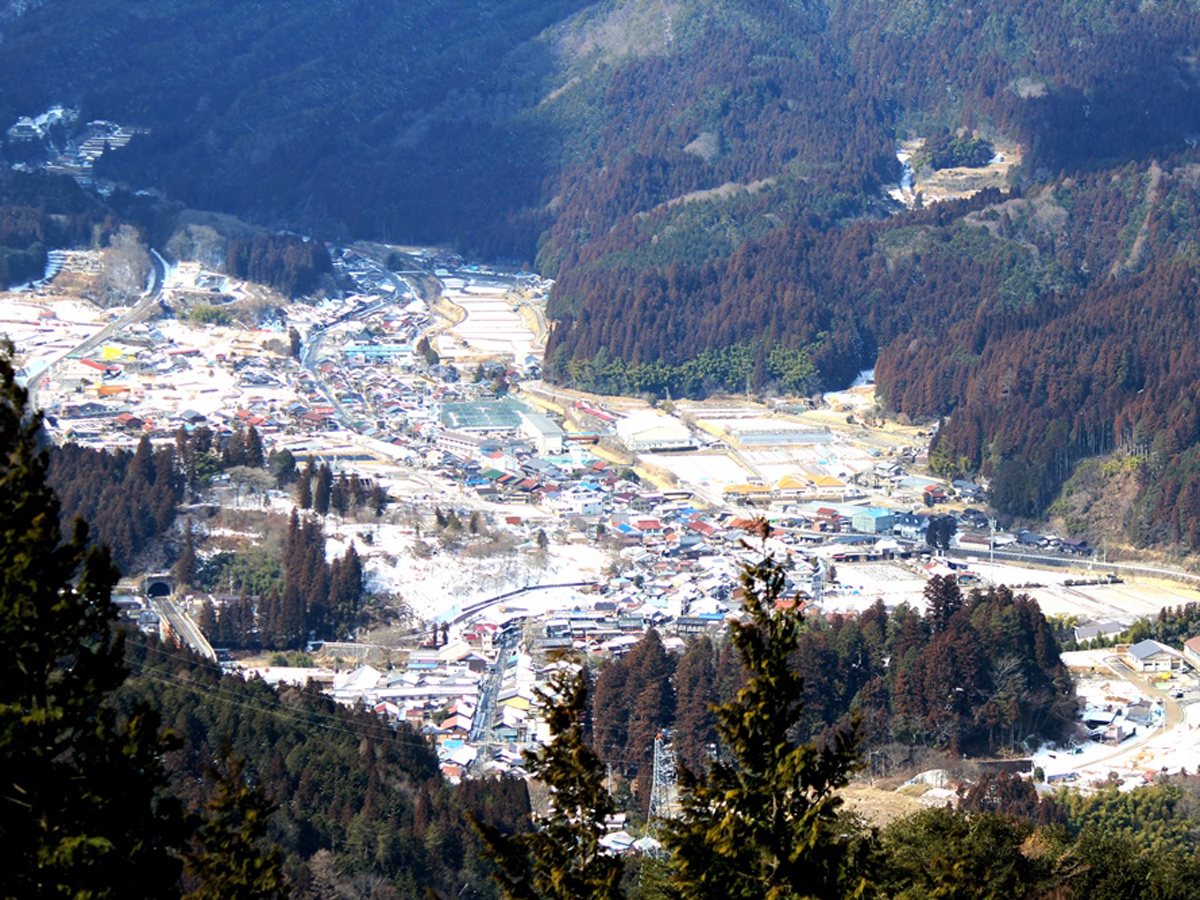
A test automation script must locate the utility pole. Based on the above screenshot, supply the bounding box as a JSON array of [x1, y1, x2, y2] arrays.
[[988, 517, 996, 587]]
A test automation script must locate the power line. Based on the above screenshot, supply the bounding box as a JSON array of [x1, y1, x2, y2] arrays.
[[128, 653, 659, 770], [124, 657, 437, 750]]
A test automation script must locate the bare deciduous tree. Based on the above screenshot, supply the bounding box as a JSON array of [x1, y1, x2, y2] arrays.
[[98, 225, 151, 305]]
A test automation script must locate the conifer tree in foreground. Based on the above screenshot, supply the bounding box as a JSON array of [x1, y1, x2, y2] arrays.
[[183, 754, 287, 900], [472, 667, 624, 900], [0, 349, 289, 898], [0, 349, 188, 897], [482, 523, 869, 899], [664, 522, 870, 900]]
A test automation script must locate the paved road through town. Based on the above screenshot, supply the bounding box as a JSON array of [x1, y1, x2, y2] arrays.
[[300, 269, 420, 430], [469, 628, 520, 744], [26, 249, 167, 412]]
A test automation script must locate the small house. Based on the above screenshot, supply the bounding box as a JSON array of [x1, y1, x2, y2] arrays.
[[1126, 639, 1182, 673], [1183, 636, 1200, 670]]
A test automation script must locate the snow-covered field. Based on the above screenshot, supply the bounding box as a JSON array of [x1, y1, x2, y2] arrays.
[[742, 442, 877, 482], [640, 452, 752, 488], [438, 280, 534, 360], [822, 562, 929, 614], [362, 530, 607, 625], [1033, 578, 1199, 622], [817, 560, 1193, 627], [823, 382, 878, 412], [0, 295, 107, 374], [283, 504, 607, 628]]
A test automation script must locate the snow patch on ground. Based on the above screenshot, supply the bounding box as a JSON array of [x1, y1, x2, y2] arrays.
[[364, 536, 608, 624]]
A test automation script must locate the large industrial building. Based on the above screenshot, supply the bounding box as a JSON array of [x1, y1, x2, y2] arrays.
[[616, 412, 693, 452], [439, 399, 527, 434], [519, 411, 565, 455]]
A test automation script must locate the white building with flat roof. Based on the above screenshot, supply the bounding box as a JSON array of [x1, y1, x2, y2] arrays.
[[616, 412, 693, 452], [552, 486, 603, 517], [519, 411, 565, 455]]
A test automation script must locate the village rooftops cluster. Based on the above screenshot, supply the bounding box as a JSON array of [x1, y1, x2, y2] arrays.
[[7, 106, 143, 186]]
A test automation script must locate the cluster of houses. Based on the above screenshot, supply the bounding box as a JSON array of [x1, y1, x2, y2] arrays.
[[1070, 637, 1200, 747], [28, 240, 1057, 584], [237, 634, 577, 781], [227, 545, 762, 782], [7, 106, 142, 181], [45, 332, 323, 447], [32, 254, 491, 449]]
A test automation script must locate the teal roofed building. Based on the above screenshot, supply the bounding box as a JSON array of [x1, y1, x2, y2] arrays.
[[341, 342, 414, 361], [851, 507, 895, 534]]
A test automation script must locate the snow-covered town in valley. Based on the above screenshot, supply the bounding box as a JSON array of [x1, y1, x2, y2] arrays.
[[8, 205, 1200, 813]]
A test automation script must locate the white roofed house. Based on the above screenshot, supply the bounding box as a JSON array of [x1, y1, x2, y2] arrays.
[[615, 411, 693, 452], [436, 429, 503, 462], [552, 485, 603, 518], [329, 664, 384, 706], [518, 411, 565, 455], [375, 678, 481, 707]]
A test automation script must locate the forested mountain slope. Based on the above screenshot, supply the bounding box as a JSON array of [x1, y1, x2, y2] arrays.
[[6, 0, 1200, 545], [0, 0, 591, 255], [120, 637, 530, 898], [7, 0, 1196, 259]]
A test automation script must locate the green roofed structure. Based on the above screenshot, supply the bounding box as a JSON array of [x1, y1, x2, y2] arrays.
[[439, 398, 529, 434]]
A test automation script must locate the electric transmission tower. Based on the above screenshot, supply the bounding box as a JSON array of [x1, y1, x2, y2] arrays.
[[645, 732, 677, 858]]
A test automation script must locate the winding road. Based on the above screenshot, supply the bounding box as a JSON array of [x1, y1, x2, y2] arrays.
[[26, 248, 167, 413], [299, 269, 418, 430]]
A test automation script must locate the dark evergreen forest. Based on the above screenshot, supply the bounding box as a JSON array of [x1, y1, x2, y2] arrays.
[[48, 434, 384, 648], [591, 575, 1074, 817], [0, 170, 116, 288], [48, 436, 186, 574], [120, 636, 531, 899], [225, 235, 333, 299]]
